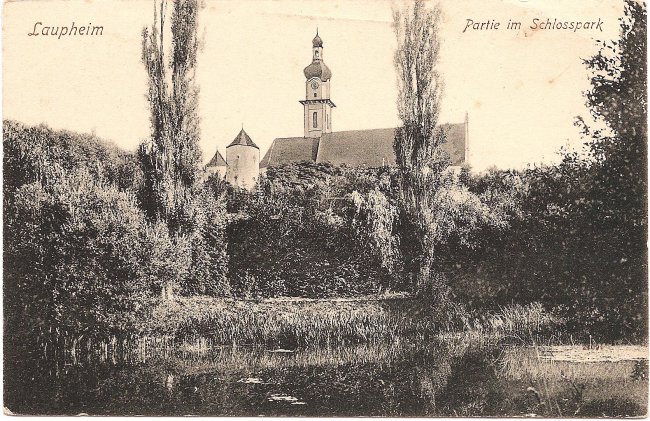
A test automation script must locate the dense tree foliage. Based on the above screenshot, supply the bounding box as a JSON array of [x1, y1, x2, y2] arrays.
[[3, 120, 228, 342], [223, 163, 403, 297], [449, 163, 646, 341], [220, 160, 513, 300], [392, 0, 510, 298], [447, 3, 647, 341], [3, 120, 140, 196], [139, 0, 203, 227], [3, 122, 152, 342], [578, 0, 647, 233], [392, 0, 447, 294]]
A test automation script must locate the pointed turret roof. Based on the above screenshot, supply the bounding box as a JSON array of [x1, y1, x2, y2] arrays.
[[206, 149, 227, 167], [227, 128, 259, 149]]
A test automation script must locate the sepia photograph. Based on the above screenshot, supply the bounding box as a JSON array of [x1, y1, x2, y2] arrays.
[[2, 0, 648, 416]]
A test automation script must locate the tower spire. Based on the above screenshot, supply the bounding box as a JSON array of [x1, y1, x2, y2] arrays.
[[301, 31, 335, 138]]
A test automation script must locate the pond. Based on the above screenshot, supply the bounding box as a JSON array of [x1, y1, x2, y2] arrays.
[[4, 337, 648, 416]]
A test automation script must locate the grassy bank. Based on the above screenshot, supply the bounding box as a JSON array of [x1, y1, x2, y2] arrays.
[[131, 295, 557, 347]]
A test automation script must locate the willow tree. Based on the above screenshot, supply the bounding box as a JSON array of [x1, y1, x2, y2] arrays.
[[392, 0, 448, 295]]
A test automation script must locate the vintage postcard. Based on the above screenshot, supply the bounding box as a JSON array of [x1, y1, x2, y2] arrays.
[[3, 0, 647, 416]]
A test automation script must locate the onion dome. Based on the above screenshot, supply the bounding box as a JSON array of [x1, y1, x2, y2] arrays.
[[304, 61, 332, 81], [312, 31, 323, 47], [227, 128, 259, 149]]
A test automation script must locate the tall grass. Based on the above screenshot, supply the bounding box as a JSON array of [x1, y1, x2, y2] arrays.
[[137, 296, 410, 347], [462, 302, 559, 343], [125, 297, 558, 347]]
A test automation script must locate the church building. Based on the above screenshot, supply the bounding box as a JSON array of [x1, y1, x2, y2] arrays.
[[207, 31, 468, 189]]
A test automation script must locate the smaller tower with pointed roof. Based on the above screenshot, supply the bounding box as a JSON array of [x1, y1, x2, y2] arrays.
[[225, 128, 260, 189], [300, 30, 335, 138], [205, 149, 228, 180]]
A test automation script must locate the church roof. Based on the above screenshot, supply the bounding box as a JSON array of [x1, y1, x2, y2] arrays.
[[206, 149, 227, 167], [260, 136, 320, 168], [227, 128, 259, 149], [316, 128, 397, 167], [261, 123, 467, 169], [439, 123, 467, 165], [316, 124, 466, 167]]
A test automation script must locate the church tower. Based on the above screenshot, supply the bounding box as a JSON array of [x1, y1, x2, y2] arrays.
[[300, 30, 336, 138]]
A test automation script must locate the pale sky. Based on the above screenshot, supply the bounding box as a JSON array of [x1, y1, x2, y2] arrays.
[[3, 0, 624, 171]]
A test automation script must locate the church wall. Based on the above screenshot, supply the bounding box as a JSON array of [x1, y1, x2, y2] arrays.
[[226, 145, 260, 190]]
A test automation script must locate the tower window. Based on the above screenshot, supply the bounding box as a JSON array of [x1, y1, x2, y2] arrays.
[[313, 112, 317, 128], [314, 93, 317, 97]]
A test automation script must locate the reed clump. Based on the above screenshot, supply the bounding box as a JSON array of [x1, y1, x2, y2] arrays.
[[129, 298, 560, 347], [139, 296, 415, 347], [476, 303, 557, 334]]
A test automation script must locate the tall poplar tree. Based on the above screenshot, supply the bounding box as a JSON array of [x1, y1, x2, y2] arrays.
[[393, 0, 448, 294], [140, 0, 202, 232], [139, 0, 229, 300]]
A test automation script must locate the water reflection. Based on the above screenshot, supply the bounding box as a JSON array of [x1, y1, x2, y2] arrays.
[[4, 337, 647, 416]]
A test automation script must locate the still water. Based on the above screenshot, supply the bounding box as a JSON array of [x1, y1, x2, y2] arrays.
[[5, 337, 648, 416]]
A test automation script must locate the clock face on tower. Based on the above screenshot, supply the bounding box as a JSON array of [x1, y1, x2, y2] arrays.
[[311, 81, 319, 90]]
